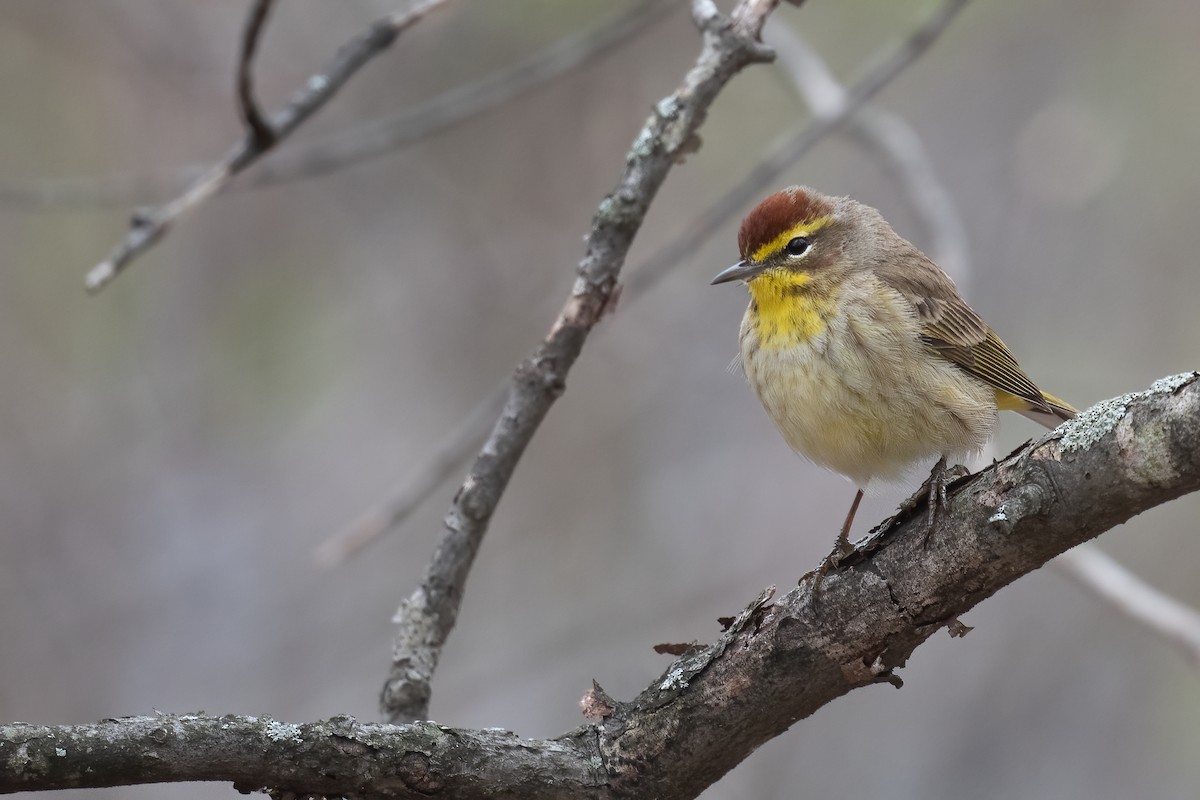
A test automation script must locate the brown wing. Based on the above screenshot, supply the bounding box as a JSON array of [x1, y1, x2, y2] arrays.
[[874, 251, 1057, 416]]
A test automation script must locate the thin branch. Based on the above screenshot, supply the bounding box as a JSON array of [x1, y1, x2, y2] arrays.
[[237, 0, 277, 148], [379, 0, 780, 724], [1054, 545, 1200, 667], [7, 375, 1200, 800], [0, 0, 674, 212], [248, 0, 676, 188], [319, 0, 969, 566], [83, 0, 450, 293]]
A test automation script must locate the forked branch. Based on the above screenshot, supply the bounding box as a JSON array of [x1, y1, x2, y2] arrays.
[[379, 0, 784, 723], [83, 0, 450, 293]]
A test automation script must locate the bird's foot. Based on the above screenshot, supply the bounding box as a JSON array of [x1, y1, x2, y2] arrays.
[[810, 533, 856, 600], [810, 489, 864, 601], [911, 457, 970, 548]]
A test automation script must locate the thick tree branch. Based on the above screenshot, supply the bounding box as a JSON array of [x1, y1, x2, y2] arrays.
[[7, 375, 1199, 799], [595, 375, 1200, 795], [0, 715, 602, 799], [379, 0, 781, 724], [83, 0, 450, 293]]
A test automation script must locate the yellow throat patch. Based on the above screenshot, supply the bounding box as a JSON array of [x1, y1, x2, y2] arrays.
[[747, 270, 838, 349]]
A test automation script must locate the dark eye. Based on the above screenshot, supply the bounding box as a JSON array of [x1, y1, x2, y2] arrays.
[[784, 237, 810, 257]]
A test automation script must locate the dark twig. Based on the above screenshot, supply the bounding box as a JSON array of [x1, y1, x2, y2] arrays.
[[320, 0, 968, 566], [237, 0, 277, 148], [83, 0, 450, 293], [379, 0, 781, 724], [8, 375, 1200, 799], [1, 0, 673, 212]]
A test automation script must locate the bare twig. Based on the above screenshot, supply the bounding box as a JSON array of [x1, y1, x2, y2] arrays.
[[1054, 545, 1200, 667], [1, 0, 674, 212], [379, 0, 781, 724], [8, 375, 1200, 799], [249, 0, 676, 187], [237, 0, 277, 148], [320, 0, 969, 566], [83, 0, 450, 294]]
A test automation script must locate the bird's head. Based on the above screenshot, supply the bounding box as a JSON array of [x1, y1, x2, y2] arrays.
[[711, 186, 876, 290]]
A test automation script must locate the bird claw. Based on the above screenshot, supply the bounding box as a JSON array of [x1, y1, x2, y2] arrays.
[[809, 487, 865, 601], [916, 457, 969, 548], [810, 531, 857, 599]]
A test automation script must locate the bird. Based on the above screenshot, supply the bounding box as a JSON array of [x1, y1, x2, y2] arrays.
[[711, 186, 1075, 568]]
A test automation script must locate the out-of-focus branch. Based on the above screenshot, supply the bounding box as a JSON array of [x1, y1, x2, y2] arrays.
[[1, 0, 675, 212], [1054, 545, 1200, 666], [83, 0, 450, 293], [764, 17, 968, 274], [8, 375, 1200, 800], [318, 0, 968, 567], [249, 0, 677, 188], [237, 0, 277, 148], [378, 0, 781, 724]]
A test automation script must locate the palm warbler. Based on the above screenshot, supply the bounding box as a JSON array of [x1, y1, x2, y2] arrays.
[[711, 186, 1075, 559]]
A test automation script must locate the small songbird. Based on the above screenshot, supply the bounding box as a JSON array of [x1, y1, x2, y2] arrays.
[[711, 186, 1075, 562]]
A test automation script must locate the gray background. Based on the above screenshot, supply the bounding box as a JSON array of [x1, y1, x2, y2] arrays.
[[1, 1, 1198, 798]]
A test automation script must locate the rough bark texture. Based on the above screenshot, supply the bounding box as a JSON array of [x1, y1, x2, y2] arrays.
[[5, 374, 1198, 799], [0, 716, 603, 799], [597, 372, 1200, 797]]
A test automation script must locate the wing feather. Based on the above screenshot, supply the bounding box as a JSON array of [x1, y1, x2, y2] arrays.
[[873, 252, 1064, 418]]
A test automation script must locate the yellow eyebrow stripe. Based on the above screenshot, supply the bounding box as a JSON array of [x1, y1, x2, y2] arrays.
[[750, 216, 832, 263]]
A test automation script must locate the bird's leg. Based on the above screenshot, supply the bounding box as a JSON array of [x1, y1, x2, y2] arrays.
[[812, 488, 864, 596], [920, 456, 969, 548], [837, 487, 864, 555]]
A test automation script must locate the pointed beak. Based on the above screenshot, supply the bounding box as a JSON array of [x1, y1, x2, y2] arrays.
[[710, 259, 766, 285]]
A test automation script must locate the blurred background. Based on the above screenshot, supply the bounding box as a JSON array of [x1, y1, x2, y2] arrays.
[[2, 1, 1198, 798]]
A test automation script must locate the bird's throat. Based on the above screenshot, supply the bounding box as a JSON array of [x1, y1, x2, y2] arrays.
[[747, 271, 837, 348]]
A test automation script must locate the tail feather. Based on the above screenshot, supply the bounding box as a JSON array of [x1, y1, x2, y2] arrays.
[[1018, 390, 1076, 429]]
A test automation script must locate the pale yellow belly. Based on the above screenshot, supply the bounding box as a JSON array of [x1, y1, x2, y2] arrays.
[[740, 298, 998, 487]]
